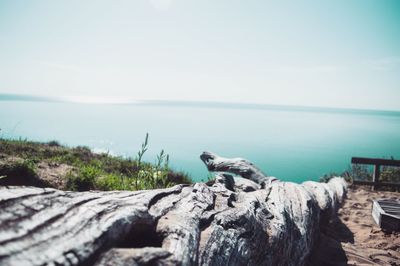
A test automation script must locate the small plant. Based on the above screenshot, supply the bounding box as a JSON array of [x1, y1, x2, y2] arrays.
[[380, 165, 400, 185], [134, 133, 149, 189], [96, 173, 128, 191], [66, 165, 101, 191], [154, 149, 171, 188], [137, 133, 149, 166], [320, 172, 340, 183], [207, 172, 215, 182], [131, 134, 176, 189], [349, 164, 371, 181]]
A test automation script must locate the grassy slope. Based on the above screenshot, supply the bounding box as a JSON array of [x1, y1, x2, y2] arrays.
[[0, 138, 191, 191]]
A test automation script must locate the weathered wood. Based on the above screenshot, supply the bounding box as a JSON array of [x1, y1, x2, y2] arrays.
[[0, 153, 348, 266], [372, 164, 380, 190], [351, 157, 400, 167], [200, 151, 277, 187]]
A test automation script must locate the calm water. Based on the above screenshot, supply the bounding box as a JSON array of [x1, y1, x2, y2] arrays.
[[1, 98, 400, 183]]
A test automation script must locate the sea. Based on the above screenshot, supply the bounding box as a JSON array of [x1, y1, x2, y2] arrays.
[[1, 94, 400, 183]]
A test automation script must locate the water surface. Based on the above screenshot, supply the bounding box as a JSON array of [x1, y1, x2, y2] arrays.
[[1, 95, 399, 183]]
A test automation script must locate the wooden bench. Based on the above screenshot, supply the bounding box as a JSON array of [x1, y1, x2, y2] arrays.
[[351, 157, 400, 190]]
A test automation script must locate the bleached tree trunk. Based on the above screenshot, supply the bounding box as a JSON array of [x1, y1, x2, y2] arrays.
[[0, 152, 347, 266]]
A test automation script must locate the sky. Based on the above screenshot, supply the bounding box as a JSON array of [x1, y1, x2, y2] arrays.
[[0, 0, 399, 110]]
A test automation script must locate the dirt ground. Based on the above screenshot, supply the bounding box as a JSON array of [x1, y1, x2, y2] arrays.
[[310, 186, 400, 266]]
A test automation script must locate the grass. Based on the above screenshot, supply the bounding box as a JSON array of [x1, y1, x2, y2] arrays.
[[0, 135, 191, 191]]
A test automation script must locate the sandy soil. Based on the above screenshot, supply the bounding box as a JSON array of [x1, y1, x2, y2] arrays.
[[310, 186, 400, 266], [0, 155, 74, 189], [36, 161, 75, 189]]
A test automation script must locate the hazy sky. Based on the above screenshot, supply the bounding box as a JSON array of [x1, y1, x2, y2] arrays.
[[0, 0, 399, 110]]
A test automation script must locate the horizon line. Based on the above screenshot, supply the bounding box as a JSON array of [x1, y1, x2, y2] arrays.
[[1, 92, 400, 116]]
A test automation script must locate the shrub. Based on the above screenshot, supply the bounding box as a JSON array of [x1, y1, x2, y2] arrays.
[[96, 173, 127, 191], [47, 140, 60, 147], [2, 159, 37, 179], [66, 165, 101, 191], [0, 159, 48, 187]]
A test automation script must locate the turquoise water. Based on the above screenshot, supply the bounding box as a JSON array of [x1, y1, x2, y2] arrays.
[[1, 97, 400, 183]]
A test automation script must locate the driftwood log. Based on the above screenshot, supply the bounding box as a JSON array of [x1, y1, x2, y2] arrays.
[[0, 152, 347, 266]]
